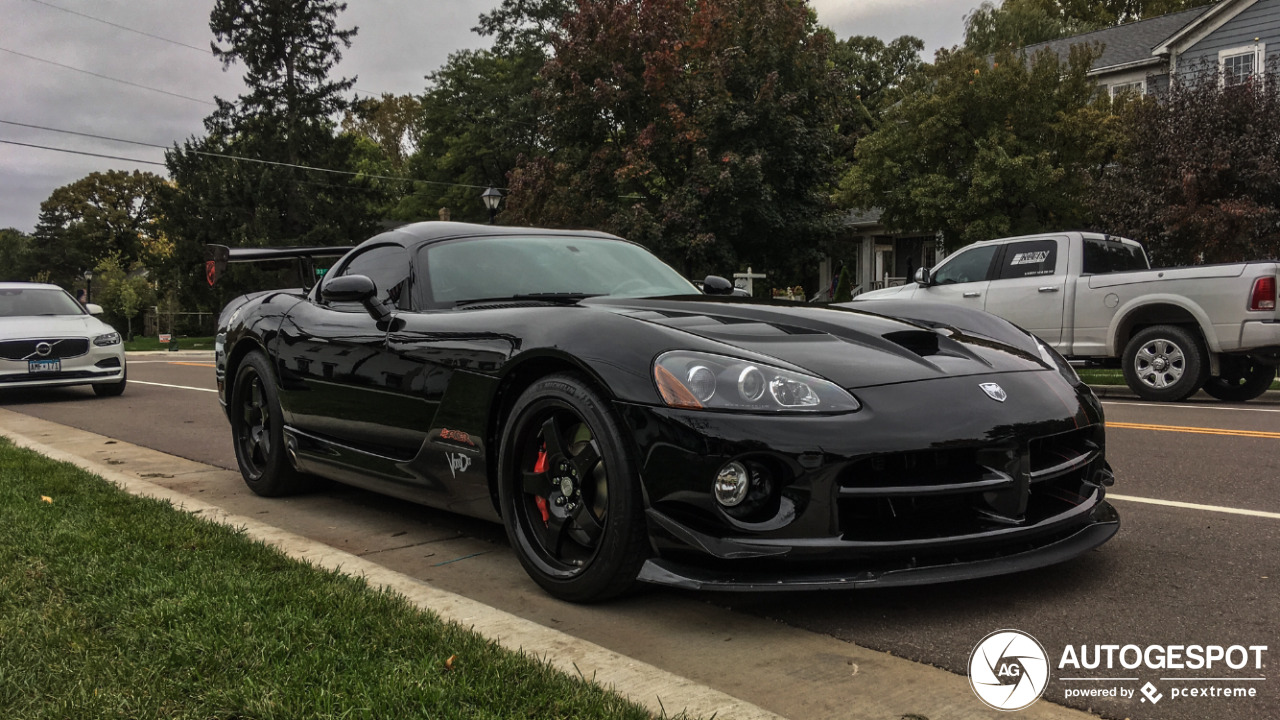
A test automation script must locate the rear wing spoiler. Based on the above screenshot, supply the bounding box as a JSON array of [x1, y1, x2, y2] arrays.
[[205, 244, 354, 289]]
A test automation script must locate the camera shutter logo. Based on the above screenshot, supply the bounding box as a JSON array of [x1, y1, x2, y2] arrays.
[[969, 630, 1050, 711]]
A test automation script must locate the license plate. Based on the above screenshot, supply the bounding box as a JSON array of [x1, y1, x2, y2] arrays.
[[28, 359, 60, 373]]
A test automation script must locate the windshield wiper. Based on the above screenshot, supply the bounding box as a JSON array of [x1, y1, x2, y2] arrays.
[[454, 293, 603, 307]]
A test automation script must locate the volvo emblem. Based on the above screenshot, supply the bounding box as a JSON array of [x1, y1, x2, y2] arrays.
[[35, 342, 53, 357], [980, 383, 1007, 402]]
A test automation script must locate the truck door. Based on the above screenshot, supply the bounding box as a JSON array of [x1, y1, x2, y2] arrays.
[[983, 237, 1067, 347], [917, 243, 999, 307]]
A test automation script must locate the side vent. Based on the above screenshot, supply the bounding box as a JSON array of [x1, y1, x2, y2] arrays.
[[883, 330, 940, 358]]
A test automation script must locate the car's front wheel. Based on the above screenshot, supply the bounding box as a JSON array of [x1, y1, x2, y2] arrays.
[[231, 351, 306, 496], [497, 374, 648, 603], [1202, 356, 1276, 402], [92, 368, 126, 397]]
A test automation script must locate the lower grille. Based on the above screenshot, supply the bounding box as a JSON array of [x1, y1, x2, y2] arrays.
[[0, 338, 90, 361]]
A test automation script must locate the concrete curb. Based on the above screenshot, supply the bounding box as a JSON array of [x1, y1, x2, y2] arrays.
[[1088, 384, 1280, 403], [126, 350, 216, 358], [0, 425, 784, 720]]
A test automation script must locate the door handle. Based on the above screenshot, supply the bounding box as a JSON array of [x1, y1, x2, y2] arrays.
[[963, 292, 981, 298], [1038, 286, 1060, 293]]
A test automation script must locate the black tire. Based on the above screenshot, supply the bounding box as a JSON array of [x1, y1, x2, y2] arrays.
[[230, 351, 306, 496], [1202, 356, 1276, 402], [497, 373, 648, 603], [1122, 325, 1208, 402], [92, 368, 126, 397]]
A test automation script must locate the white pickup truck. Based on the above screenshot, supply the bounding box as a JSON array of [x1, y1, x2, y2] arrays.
[[854, 231, 1280, 402]]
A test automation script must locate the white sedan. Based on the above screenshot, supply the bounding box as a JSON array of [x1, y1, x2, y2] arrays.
[[0, 282, 127, 395]]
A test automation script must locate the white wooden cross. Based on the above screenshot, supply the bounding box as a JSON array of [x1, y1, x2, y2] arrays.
[[733, 266, 767, 295]]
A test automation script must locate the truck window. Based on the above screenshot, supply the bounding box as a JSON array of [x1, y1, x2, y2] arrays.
[[1083, 238, 1148, 274], [933, 245, 998, 285], [997, 240, 1058, 279]]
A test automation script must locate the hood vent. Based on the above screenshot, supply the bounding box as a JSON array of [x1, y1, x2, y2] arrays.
[[882, 330, 940, 358]]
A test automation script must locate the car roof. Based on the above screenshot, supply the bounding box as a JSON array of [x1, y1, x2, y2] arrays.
[[0, 282, 64, 291], [351, 221, 629, 253]]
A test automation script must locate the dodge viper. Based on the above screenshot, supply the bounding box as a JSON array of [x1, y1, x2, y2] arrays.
[[212, 222, 1118, 602]]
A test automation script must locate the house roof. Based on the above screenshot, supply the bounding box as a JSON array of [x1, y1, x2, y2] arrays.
[[1020, 5, 1212, 73]]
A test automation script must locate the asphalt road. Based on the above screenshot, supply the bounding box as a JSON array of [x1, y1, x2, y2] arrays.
[[2, 355, 1277, 720]]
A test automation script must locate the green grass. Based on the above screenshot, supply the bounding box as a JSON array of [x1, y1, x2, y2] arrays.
[[123, 335, 215, 352], [1076, 367, 1280, 390], [0, 439, 655, 720]]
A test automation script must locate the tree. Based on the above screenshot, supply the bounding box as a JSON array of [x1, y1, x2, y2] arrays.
[[165, 0, 381, 255], [832, 265, 853, 303], [341, 94, 422, 172], [28, 171, 170, 290], [838, 43, 1115, 250], [1094, 72, 1280, 265], [0, 228, 35, 282], [92, 254, 156, 340], [831, 35, 925, 137], [505, 0, 847, 283]]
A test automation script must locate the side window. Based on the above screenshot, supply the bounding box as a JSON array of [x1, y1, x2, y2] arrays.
[[1083, 238, 1148, 274], [996, 240, 1058, 280], [932, 245, 998, 285], [328, 244, 411, 311]]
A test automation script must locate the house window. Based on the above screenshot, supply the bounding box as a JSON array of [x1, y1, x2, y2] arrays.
[[1109, 81, 1145, 98], [1219, 44, 1265, 87]]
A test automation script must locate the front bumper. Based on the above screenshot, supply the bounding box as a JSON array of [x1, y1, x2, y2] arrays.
[[0, 338, 125, 389], [619, 370, 1117, 590]]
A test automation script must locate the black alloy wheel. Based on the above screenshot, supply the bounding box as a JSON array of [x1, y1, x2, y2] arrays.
[[1202, 356, 1277, 402], [231, 351, 306, 496], [498, 373, 648, 602]]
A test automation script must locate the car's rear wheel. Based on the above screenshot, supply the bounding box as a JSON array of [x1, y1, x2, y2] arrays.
[[1202, 356, 1276, 402], [231, 351, 306, 496], [498, 374, 648, 602], [1122, 325, 1207, 402], [92, 368, 126, 397]]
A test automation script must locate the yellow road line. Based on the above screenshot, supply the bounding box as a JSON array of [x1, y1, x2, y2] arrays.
[[1107, 421, 1280, 439], [168, 362, 215, 368]]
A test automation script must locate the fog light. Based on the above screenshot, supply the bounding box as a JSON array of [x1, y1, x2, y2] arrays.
[[715, 461, 751, 507]]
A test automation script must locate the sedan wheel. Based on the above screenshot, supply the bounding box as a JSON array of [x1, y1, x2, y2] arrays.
[[498, 374, 648, 602]]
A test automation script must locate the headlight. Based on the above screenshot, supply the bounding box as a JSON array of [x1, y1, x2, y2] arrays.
[[93, 332, 121, 347], [1036, 339, 1081, 386], [653, 351, 860, 412]]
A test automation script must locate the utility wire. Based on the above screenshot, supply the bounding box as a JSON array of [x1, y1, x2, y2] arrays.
[[0, 47, 217, 106], [0, 120, 506, 191], [0, 139, 167, 166], [23, 0, 211, 54], [20, 0, 389, 98]]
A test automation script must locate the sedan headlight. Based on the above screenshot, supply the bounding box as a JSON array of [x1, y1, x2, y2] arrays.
[[1036, 338, 1081, 386], [93, 332, 122, 347], [654, 351, 860, 412]]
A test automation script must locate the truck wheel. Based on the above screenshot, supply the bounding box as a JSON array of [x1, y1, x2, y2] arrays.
[[1202, 357, 1276, 402], [1122, 325, 1207, 402]]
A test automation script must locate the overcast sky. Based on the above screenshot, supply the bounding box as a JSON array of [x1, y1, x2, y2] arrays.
[[1, 0, 980, 232]]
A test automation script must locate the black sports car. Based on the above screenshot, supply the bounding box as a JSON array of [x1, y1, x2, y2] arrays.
[[212, 222, 1118, 602]]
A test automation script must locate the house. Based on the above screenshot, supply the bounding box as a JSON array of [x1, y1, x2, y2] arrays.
[[1023, 0, 1280, 96], [817, 0, 1280, 300]]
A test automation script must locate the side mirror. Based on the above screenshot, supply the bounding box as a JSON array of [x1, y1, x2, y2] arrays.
[[84, 303, 104, 316], [702, 275, 736, 295], [914, 267, 933, 287], [321, 274, 391, 322]]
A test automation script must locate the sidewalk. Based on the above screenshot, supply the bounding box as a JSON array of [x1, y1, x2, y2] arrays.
[[0, 410, 1098, 720]]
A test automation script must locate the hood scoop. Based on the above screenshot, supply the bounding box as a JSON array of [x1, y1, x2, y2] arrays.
[[882, 330, 939, 358]]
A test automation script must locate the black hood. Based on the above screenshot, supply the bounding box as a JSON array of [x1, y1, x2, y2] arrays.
[[590, 296, 1051, 390]]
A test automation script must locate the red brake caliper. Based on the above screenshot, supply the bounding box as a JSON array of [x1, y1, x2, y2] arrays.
[[532, 443, 550, 526]]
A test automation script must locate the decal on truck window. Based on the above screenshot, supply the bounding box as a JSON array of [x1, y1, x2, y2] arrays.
[[1011, 251, 1050, 266]]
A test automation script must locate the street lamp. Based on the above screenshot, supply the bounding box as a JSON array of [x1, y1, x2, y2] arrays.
[[83, 270, 93, 303], [481, 187, 503, 224]]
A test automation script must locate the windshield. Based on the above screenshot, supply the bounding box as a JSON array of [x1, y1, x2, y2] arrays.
[[424, 235, 698, 305], [0, 288, 86, 317]]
